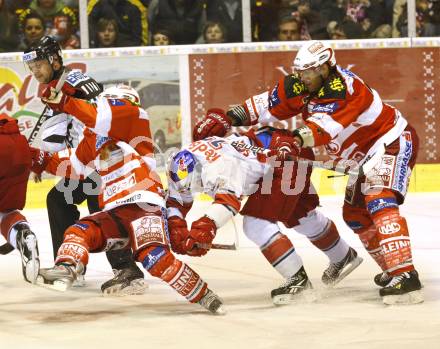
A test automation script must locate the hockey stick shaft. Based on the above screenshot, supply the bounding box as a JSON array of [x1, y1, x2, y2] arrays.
[[230, 141, 385, 177], [27, 70, 69, 144], [195, 242, 237, 250], [211, 243, 237, 250]]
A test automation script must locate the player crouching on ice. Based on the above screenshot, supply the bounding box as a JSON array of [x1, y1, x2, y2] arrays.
[[31, 98, 225, 315], [166, 124, 362, 305], [0, 113, 41, 283]]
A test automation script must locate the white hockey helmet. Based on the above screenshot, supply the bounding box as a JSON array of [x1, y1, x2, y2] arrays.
[[293, 40, 336, 71], [101, 84, 140, 104]]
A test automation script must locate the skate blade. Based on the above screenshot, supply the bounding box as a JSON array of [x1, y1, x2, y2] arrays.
[[23, 236, 40, 284], [272, 289, 317, 306], [102, 279, 148, 297], [36, 275, 70, 292], [326, 256, 364, 287], [25, 259, 40, 285], [211, 305, 227, 316], [382, 290, 424, 305], [72, 274, 86, 287]]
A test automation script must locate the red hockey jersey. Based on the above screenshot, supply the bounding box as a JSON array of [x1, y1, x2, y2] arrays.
[[243, 66, 408, 163]]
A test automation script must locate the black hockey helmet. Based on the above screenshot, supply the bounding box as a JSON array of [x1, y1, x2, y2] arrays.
[[23, 35, 63, 66]]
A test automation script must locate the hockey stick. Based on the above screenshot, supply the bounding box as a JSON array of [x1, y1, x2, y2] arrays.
[[230, 140, 386, 177], [27, 69, 69, 144], [211, 243, 237, 250], [0, 242, 14, 255]]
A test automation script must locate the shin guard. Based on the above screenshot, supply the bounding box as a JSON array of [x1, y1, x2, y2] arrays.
[[139, 246, 207, 303], [366, 192, 414, 275]]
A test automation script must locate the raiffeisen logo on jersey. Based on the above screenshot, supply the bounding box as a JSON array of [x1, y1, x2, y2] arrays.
[[312, 102, 338, 114]]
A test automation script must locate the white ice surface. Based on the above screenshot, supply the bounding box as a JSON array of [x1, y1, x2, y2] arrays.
[[0, 193, 439, 349]]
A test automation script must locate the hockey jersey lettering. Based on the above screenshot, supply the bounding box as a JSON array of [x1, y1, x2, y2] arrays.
[[168, 135, 269, 220]]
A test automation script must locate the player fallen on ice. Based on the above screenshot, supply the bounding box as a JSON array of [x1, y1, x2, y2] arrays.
[[31, 91, 225, 315], [193, 40, 423, 305], [0, 113, 43, 284], [23, 36, 146, 296], [166, 125, 362, 305]]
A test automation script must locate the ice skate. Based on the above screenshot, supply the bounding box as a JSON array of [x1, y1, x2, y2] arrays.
[[380, 270, 423, 305], [15, 224, 40, 284], [101, 266, 148, 296], [37, 263, 83, 292], [197, 288, 226, 315], [271, 266, 314, 305], [374, 271, 392, 287], [321, 247, 363, 286]]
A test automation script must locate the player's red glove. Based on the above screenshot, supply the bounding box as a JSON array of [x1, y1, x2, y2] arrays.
[[41, 79, 76, 112], [183, 216, 217, 257], [193, 108, 232, 141], [168, 216, 190, 255], [266, 130, 301, 162], [29, 147, 50, 175]]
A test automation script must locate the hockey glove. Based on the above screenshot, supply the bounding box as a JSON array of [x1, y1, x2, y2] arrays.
[[29, 147, 50, 175], [41, 86, 70, 112], [193, 108, 232, 141], [266, 130, 301, 162], [168, 216, 190, 255], [183, 216, 217, 257]]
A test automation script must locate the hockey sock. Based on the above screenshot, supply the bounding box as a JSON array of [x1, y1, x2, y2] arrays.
[[139, 246, 207, 303], [0, 210, 29, 249], [358, 225, 387, 271], [308, 220, 350, 263], [260, 232, 303, 279], [55, 224, 92, 266], [366, 191, 414, 275]]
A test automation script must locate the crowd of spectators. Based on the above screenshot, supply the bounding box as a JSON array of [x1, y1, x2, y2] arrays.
[[0, 0, 439, 53]]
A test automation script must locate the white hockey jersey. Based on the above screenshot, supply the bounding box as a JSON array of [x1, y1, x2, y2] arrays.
[[167, 134, 270, 221]]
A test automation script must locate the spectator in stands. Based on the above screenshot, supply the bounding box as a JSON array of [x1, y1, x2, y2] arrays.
[[202, 21, 227, 44], [151, 27, 174, 45], [88, 0, 148, 47], [370, 23, 392, 38], [148, 0, 204, 45], [92, 17, 118, 48], [396, 0, 435, 37], [206, 0, 243, 43], [52, 13, 79, 49], [18, 11, 46, 50], [392, 0, 406, 37], [326, 20, 348, 39], [22, 0, 78, 36], [0, 0, 20, 52], [291, 0, 328, 39], [276, 16, 301, 41], [422, 0, 440, 36], [321, 0, 348, 24]]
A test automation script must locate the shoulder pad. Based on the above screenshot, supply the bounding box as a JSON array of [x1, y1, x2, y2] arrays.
[[316, 76, 346, 100], [284, 74, 307, 99], [65, 70, 103, 100]]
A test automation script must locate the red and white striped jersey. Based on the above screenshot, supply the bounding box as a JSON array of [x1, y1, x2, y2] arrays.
[[62, 95, 157, 170], [46, 128, 165, 211], [243, 65, 408, 163]]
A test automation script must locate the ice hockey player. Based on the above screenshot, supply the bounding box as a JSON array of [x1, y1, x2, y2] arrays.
[[193, 40, 423, 305], [167, 125, 362, 305], [0, 113, 40, 283], [23, 36, 146, 296], [32, 93, 225, 315]]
